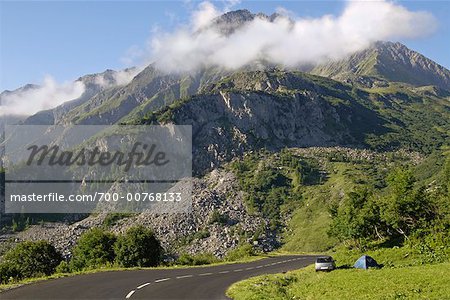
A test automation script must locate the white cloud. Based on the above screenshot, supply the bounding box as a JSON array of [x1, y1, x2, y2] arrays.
[[150, 0, 437, 73], [112, 68, 141, 86], [0, 76, 85, 116], [191, 1, 222, 31], [0, 68, 141, 117], [93, 68, 141, 87]]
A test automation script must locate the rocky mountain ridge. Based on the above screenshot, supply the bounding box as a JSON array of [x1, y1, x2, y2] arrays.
[[311, 41, 450, 90]]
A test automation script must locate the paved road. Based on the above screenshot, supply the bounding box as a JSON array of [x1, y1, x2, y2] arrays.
[[1, 255, 317, 300]]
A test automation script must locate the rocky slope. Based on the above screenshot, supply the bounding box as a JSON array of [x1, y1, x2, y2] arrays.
[[13, 170, 274, 258]]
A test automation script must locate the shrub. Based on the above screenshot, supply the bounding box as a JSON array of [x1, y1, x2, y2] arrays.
[[114, 226, 161, 267], [177, 252, 219, 265], [70, 228, 116, 271], [193, 229, 210, 240], [0, 241, 62, 283], [209, 210, 229, 225], [0, 263, 20, 284], [55, 260, 71, 274], [102, 213, 132, 228], [225, 243, 256, 261], [410, 231, 450, 264]]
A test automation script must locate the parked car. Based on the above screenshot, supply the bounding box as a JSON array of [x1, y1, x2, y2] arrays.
[[315, 256, 336, 272]]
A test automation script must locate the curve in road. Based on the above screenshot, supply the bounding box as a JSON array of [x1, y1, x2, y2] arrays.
[[2, 255, 318, 300]]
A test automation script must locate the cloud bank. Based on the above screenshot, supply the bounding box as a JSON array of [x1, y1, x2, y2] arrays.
[[0, 77, 85, 117], [0, 68, 139, 117], [150, 0, 437, 73]]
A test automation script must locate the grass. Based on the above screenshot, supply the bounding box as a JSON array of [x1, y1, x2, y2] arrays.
[[227, 263, 450, 300], [228, 245, 450, 300]]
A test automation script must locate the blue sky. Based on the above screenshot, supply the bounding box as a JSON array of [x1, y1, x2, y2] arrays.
[[1, 0, 449, 91]]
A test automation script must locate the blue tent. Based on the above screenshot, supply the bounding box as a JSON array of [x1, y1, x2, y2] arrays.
[[353, 255, 379, 269]]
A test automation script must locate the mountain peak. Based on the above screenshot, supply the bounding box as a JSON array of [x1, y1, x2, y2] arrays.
[[311, 41, 450, 89], [210, 9, 286, 35]]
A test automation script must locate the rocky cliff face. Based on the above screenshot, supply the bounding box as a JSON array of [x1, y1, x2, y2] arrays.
[[172, 91, 349, 172], [153, 70, 385, 173]]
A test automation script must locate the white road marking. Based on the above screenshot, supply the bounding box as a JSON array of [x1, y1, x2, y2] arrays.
[[125, 290, 135, 299], [136, 282, 151, 289], [125, 257, 309, 298], [176, 275, 193, 279]]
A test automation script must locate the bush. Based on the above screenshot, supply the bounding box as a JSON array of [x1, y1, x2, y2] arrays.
[[225, 243, 256, 261], [209, 210, 229, 225], [0, 241, 62, 283], [177, 252, 219, 265], [193, 229, 210, 240], [102, 213, 132, 228], [0, 263, 20, 284], [70, 228, 116, 271], [55, 260, 71, 274], [114, 226, 161, 267], [410, 231, 450, 264]]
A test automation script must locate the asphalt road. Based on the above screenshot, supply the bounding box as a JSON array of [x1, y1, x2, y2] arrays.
[[1, 255, 317, 300]]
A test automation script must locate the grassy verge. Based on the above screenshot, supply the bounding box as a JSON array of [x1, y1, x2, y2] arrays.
[[0, 254, 267, 292], [228, 245, 450, 300], [227, 263, 450, 300]]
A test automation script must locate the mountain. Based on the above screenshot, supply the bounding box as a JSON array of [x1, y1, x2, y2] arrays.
[[55, 65, 231, 125], [136, 69, 449, 173], [22, 68, 137, 125], [310, 41, 450, 90], [53, 10, 288, 125], [0, 84, 39, 102], [0, 84, 41, 131], [2, 9, 450, 259]]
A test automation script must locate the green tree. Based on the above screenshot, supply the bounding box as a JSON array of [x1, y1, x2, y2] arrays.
[[381, 168, 435, 239], [0, 241, 62, 282], [114, 226, 161, 267], [70, 228, 116, 271], [444, 156, 450, 194], [328, 187, 381, 247]]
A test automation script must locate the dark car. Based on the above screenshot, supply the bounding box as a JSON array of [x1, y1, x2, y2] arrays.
[[315, 256, 336, 272]]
